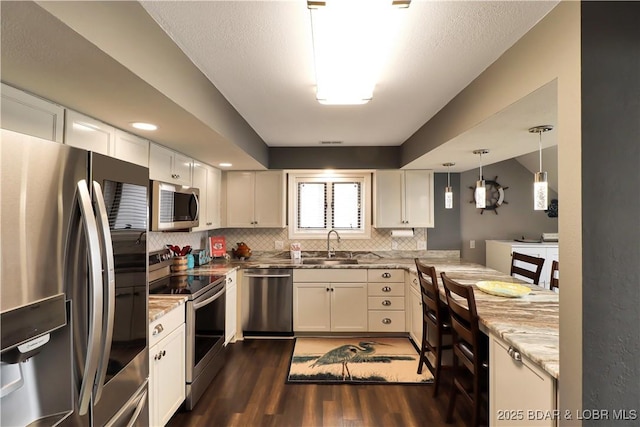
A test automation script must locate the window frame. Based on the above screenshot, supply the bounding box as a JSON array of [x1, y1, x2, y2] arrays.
[[288, 171, 372, 240]]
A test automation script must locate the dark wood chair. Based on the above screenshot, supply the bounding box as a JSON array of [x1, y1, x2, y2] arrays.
[[550, 260, 559, 291], [440, 273, 488, 427], [510, 251, 545, 285], [414, 259, 452, 397]]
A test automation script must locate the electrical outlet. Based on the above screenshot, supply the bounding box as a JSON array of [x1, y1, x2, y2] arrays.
[[470, 240, 476, 249], [417, 240, 426, 250], [391, 241, 398, 250], [274, 240, 284, 250]]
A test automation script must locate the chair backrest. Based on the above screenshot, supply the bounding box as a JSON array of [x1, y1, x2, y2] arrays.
[[414, 259, 446, 324], [550, 260, 559, 290], [510, 251, 545, 285], [440, 273, 482, 373]]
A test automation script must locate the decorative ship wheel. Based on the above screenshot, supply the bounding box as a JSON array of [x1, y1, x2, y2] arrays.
[[469, 176, 509, 214]]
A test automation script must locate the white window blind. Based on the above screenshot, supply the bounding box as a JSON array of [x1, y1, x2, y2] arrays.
[[298, 182, 326, 229], [332, 182, 361, 229]]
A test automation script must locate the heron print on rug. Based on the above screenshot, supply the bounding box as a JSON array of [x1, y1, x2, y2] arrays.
[[287, 337, 434, 384]]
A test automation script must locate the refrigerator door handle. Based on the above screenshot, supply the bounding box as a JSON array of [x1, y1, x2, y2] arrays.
[[104, 381, 148, 427], [76, 179, 104, 416], [125, 387, 148, 427], [91, 181, 115, 403]]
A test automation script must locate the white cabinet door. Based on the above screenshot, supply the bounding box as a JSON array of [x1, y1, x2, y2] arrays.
[[1, 83, 64, 142], [149, 143, 193, 186], [225, 171, 285, 228], [375, 170, 404, 227], [293, 283, 332, 332], [150, 323, 185, 427], [191, 163, 209, 232], [225, 270, 237, 345], [374, 170, 434, 228], [207, 166, 222, 229], [404, 170, 434, 227], [409, 285, 423, 346], [114, 129, 149, 167], [489, 333, 556, 426], [331, 283, 368, 332], [65, 110, 114, 156]]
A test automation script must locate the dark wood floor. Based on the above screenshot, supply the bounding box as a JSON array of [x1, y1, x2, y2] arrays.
[[167, 339, 471, 427]]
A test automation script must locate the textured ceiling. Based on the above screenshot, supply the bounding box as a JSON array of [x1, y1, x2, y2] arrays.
[[141, 1, 559, 148]]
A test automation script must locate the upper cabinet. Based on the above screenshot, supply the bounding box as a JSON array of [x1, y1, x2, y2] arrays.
[[374, 170, 434, 228], [225, 171, 285, 228], [149, 142, 193, 187], [192, 162, 221, 231], [114, 129, 149, 168], [65, 110, 115, 156], [1, 83, 64, 142]]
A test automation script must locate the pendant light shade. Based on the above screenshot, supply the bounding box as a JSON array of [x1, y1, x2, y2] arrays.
[[529, 125, 553, 211], [473, 150, 489, 209], [443, 162, 455, 209]]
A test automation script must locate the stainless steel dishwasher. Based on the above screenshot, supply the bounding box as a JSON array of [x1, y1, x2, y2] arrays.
[[242, 268, 293, 336]]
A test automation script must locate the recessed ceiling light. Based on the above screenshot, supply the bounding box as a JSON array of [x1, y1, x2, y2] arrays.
[[130, 122, 158, 131], [219, 163, 232, 168]]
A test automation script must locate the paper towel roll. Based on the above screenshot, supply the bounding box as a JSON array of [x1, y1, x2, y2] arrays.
[[391, 229, 414, 237]]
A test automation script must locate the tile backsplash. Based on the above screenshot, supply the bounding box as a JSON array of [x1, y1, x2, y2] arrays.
[[150, 228, 429, 254]]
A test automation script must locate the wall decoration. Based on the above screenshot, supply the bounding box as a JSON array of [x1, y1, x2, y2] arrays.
[[469, 176, 509, 214], [546, 199, 558, 218]]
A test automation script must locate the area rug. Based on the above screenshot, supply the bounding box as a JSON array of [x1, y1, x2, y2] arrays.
[[287, 337, 433, 384]]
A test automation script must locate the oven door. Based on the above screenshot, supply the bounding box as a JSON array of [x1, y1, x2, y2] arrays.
[[186, 281, 225, 383]]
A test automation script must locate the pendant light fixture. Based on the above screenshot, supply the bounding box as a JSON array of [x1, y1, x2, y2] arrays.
[[528, 125, 553, 210], [473, 149, 489, 209], [443, 162, 455, 209]]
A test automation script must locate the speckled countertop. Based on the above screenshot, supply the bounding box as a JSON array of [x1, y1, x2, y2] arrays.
[[149, 250, 559, 379], [148, 295, 188, 323]]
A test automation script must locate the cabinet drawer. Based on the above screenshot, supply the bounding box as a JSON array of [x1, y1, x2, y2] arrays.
[[368, 311, 405, 332], [368, 282, 404, 297], [367, 269, 404, 282], [294, 269, 367, 283], [368, 296, 405, 311], [149, 304, 185, 348]]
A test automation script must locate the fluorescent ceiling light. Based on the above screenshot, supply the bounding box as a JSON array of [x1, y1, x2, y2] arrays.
[[219, 162, 232, 168], [308, 0, 409, 105], [130, 122, 158, 131]]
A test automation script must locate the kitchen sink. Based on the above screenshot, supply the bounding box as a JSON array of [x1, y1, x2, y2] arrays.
[[302, 258, 359, 265]]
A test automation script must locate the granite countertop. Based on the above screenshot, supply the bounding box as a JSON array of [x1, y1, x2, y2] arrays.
[[148, 295, 188, 323], [149, 250, 559, 379]]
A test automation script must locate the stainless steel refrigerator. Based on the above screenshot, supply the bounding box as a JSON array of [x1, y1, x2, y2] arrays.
[[1, 129, 149, 426]]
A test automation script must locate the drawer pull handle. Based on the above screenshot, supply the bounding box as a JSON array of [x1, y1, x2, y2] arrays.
[[507, 346, 522, 362], [413, 278, 418, 284], [382, 286, 391, 292], [152, 324, 164, 336], [382, 272, 391, 278], [382, 318, 392, 325], [382, 300, 391, 306]]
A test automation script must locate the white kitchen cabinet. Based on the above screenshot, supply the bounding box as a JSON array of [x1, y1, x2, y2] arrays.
[[149, 142, 193, 186], [486, 240, 559, 288], [65, 110, 115, 156], [293, 269, 368, 332], [374, 170, 434, 228], [406, 272, 423, 346], [225, 171, 285, 228], [192, 163, 221, 231], [1, 83, 64, 143], [225, 270, 237, 345], [114, 129, 149, 167], [367, 269, 406, 332], [489, 332, 557, 426], [149, 304, 185, 427]]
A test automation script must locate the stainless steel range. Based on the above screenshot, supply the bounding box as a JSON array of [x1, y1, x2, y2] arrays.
[[148, 249, 226, 410]]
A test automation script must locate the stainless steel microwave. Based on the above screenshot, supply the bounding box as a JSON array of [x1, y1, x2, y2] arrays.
[[150, 180, 200, 231]]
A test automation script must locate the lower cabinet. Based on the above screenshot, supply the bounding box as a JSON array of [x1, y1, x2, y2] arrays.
[[367, 269, 405, 332], [225, 270, 237, 345], [149, 305, 186, 427], [293, 269, 368, 332], [489, 332, 557, 426], [408, 278, 423, 345]]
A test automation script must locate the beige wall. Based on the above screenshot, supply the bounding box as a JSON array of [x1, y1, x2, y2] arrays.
[[401, 2, 582, 420]]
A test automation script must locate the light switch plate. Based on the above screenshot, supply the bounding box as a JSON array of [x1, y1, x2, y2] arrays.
[[417, 240, 426, 250], [391, 241, 398, 250], [274, 240, 284, 250]]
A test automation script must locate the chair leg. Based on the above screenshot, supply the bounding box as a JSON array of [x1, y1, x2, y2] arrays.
[[445, 380, 457, 424], [433, 332, 442, 397], [417, 324, 428, 374]]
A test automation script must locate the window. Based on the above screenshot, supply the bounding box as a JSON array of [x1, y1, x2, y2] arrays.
[[289, 172, 371, 239]]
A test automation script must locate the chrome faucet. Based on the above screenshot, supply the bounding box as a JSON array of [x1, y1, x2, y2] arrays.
[[327, 229, 341, 258]]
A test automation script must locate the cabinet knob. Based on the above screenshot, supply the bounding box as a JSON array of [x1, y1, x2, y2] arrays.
[[382, 272, 391, 278], [326, 288, 330, 292], [413, 278, 418, 285], [228, 277, 233, 283], [152, 324, 164, 336], [382, 286, 391, 292], [507, 346, 522, 362], [382, 318, 392, 325], [382, 300, 391, 306], [162, 350, 166, 357]]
